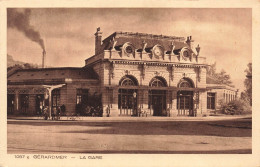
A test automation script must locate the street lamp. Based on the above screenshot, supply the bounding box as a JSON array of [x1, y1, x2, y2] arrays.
[[133, 92, 137, 98], [193, 94, 198, 117], [133, 92, 137, 116]]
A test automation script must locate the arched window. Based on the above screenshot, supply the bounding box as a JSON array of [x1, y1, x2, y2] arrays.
[[148, 77, 167, 116], [119, 75, 138, 86], [118, 75, 138, 116], [178, 78, 194, 88], [121, 78, 135, 86], [52, 89, 60, 107], [149, 77, 167, 87]]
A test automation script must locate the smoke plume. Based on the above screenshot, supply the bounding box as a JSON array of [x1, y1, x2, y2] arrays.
[[7, 9, 45, 51]]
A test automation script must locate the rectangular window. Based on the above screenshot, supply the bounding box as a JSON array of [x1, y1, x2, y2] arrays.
[[20, 94, 29, 113], [52, 89, 60, 107], [76, 89, 88, 105], [7, 94, 15, 114], [207, 93, 216, 109]]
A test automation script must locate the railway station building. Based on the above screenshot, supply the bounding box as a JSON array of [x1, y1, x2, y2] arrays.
[[7, 28, 239, 117]]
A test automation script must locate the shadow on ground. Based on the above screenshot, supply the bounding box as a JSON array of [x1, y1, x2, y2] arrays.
[[8, 118, 251, 137]]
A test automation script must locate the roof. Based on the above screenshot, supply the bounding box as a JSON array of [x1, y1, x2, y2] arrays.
[[7, 65, 23, 78], [7, 67, 99, 81], [206, 76, 219, 84], [98, 31, 189, 54]]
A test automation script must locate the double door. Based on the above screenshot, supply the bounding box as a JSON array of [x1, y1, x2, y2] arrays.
[[149, 90, 166, 116], [177, 91, 193, 116], [36, 94, 44, 115], [118, 89, 138, 116]]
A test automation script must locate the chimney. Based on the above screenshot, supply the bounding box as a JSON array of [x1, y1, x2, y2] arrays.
[[186, 36, 194, 48], [95, 27, 102, 55], [42, 50, 46, 68]]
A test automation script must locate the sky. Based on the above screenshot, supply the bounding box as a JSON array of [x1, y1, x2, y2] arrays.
[[7, 8, 252, 91]]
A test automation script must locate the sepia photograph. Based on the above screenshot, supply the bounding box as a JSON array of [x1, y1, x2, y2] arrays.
[[1, 1, 260, 167], [6, 8, 252, 153]]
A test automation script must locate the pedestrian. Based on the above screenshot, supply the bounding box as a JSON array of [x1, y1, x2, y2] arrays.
[[106, 106, 110, 117], [52, 107, 57, 120], [138, 107, 142, 117], [43, 106, 48, 120], [98, 106, 103, 117], [57, 106, 61, 120], [61, 104, 66, 114], [87, 106, 91, 116], [167, 108, 170, 117], [96, 106, 102, 117], [91, 106, 95, 117]]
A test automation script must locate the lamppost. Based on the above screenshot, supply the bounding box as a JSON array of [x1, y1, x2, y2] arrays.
[[133, 92, 137, 116], [193, 95, 196, 117]]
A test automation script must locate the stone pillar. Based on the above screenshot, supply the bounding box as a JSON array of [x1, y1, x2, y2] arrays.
[[109, 88, 119, 117], [142, 89, 149, 115], [48, 91, 52, 118], [102, 87, 113, 117], [198, 91, 207, 116], [14, 91, 19, 114], [171, 91, 178, 117], [193, 91, 199, 117], [166, 90, 171, 117], [65, 86, 76, 116]]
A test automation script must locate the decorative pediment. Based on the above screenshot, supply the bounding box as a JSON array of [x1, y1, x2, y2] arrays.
[[152, 44, 164, 60], [180, 47, 192, 62], [122, 42, 135, 58]]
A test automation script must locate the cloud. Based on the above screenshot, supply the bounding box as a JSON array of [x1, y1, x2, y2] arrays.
[[7, 9, 45, 50], [7, 8, 252, 91]]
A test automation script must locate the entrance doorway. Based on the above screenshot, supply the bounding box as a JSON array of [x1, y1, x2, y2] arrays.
[[149, 90, 166, 116], [36, 94, 44, 115], [177, 91, 193, 116], [118, 75, 138, 116], [118, 89, 137, 116], [148, 77, 167, 116], [19, 94, 29, 114], [7, 94, 15, 114], [177, 78, 195, 116]]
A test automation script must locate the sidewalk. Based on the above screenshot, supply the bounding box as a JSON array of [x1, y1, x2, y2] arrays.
[[7, 114, 252, 122]]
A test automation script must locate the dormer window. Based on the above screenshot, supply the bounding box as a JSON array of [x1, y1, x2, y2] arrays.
[[152, 45, 164, 59], [125, 45, 133, 54], [183, 50, 189, 58], [122, 42, 135, 57], [180, 47, 192, 61]]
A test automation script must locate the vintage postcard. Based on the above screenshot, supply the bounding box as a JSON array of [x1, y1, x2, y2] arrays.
[[0, 0, 260, 167]]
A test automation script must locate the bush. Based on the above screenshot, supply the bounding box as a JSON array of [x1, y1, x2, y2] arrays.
[[220, 99, 251, 115]]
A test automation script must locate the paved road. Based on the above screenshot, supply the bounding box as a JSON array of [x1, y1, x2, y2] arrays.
[[7, 117, 252, 154]]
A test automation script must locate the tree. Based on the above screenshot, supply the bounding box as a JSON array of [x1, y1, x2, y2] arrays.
[[206, 62, 217, 76], [216, 69, 233, 86], [242, 63, 252, 106], [7, 63, 38, 71], [207, 62, 233, 86], [7, 64, 23, 71]]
